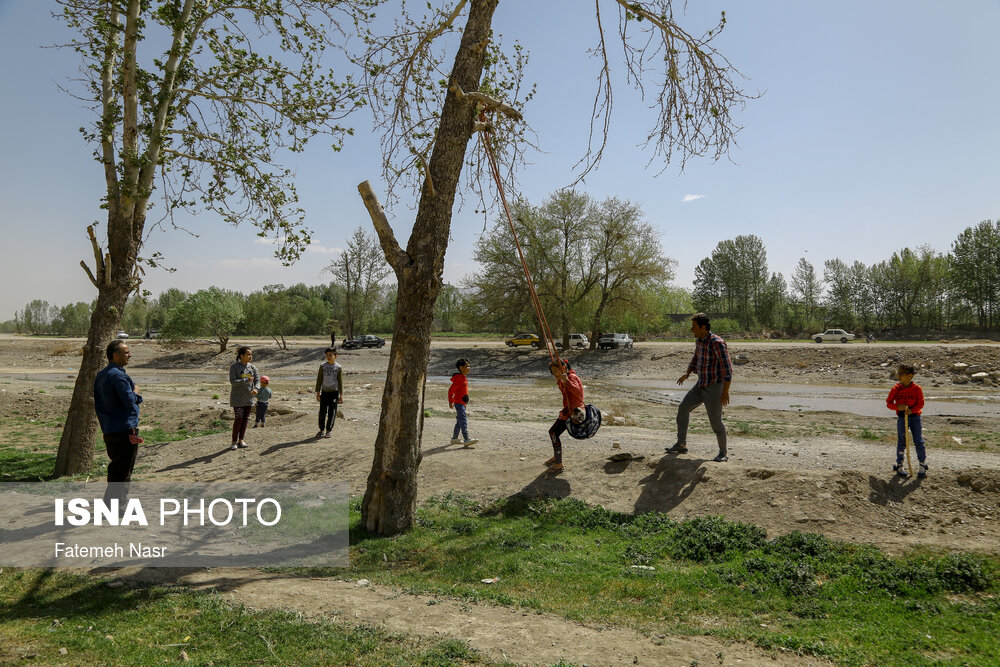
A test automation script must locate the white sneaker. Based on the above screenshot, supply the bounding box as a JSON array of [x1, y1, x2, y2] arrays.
[[324, 430, 332, 438], [450, 438, 463, 445], [463, 439, 478, 447], [230, 443, 239, 451]]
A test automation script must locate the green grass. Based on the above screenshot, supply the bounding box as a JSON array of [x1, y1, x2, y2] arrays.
[[324, 495, 998, 666], [0, 570, 497, 666], [0, 417, 227, 482], [859, 427, 881, 440], [2, 497, 998, 665]]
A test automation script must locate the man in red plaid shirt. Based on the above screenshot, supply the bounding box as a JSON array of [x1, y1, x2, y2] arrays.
[[666, 313, 733, 462]]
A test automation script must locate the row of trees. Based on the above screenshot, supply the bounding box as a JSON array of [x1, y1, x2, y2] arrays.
[[6, 280, 398, 352], [691, 220, 1000, 334], [10, 219, 998, 343]]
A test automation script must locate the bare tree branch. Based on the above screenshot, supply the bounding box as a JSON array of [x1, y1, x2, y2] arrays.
[[357, 180, 410, 274]]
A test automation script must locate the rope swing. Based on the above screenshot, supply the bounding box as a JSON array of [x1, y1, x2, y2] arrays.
[[476, 110, 601, 442], [477, 112, 562, 366]]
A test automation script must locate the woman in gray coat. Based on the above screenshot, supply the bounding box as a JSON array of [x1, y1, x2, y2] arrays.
[[229, 346, 259, 450]]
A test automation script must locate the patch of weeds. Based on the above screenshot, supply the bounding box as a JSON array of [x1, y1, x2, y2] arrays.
[[212, 393, 220, 400], [670, 516, 767, 563], [730, 420, 760, 437], [744, 556, 819, 596], [859, 427, 880, 440]]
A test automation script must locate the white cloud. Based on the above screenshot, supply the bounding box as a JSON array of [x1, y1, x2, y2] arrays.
[[682, 194, 706, 202], [254, 236, 340, 254], [217, 257, 282, 269], [306, 243, 342, 255]]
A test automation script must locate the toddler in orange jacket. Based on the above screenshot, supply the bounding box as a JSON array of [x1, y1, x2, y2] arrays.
[[887, 363, 927, 478]]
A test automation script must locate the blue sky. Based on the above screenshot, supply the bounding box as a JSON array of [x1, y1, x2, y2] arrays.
[[1, 0, 998, 320]]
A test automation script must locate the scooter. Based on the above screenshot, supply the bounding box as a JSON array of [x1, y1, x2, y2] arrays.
[[866, 332, 876, 343]]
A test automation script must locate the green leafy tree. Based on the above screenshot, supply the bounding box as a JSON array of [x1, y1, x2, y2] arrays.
[[950, 220, 1000, 330], [17, 300, 52, 335], [51, 302, 94, 336], [791, 257, 823, 331], [434, 284, 463, 332], [823, 258, 855, 330], [246, 285, 304, 349], [587, 197, 674, 346], [693, 235, 768, 329], [162, 287, 245, 353], [53, 0, 374, 476]]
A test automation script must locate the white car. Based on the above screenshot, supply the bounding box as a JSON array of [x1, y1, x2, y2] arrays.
[[812, 329, 855, 343], [116, 330, 129, 339], [555, 333, 589, 350]]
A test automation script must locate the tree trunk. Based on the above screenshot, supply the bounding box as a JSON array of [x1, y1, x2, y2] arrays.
[[361, 0, 499, 536], [53, 289, 129, 477]]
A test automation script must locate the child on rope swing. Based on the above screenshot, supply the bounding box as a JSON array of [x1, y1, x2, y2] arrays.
[[545, 358, 599, 474]]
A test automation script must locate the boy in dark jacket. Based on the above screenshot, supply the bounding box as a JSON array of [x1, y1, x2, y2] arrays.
[[887, 363, 927, 478], [448, 358, 478, 447]]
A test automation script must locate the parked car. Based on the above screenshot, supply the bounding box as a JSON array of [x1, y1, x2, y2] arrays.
[[341, 334, 386, 349], [115, 330, 129, 339], [144, 329, 159, 339], [505, 333, 540, 348], [812, 328, 855, 343], [555, 333, 589, 349], [598, 332, 633, 349]]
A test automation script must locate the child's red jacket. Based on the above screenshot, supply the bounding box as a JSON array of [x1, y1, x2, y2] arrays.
[[448, 373, 469, 405], [886, 382, 924, 415], [557, 370, 585, 420]]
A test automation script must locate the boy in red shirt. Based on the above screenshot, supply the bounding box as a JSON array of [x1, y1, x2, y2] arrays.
[[448, 358, 478, 448], [887, 363, 927, 478]]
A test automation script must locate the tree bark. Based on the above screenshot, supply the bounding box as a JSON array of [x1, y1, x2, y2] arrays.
[[360, 0, 499, 535], [54, 212, 140, 477]]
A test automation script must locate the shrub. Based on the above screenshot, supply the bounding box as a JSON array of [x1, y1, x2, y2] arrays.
[[670, 516, 767, 563], [767, 530, 837, 561], [934, 553, 992, 593]]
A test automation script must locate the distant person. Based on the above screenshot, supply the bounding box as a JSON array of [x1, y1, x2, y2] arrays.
[[229, 346, 259, 450], [546, 359, 585, 474], [448, 358, 478, 448], [315, 347, 344, 438], [253, 376, 271, 428], [330, 330, 337, 348], [667, 313, 733, 462], [887, 363, 927, 478], [94, 340, 143, 502]]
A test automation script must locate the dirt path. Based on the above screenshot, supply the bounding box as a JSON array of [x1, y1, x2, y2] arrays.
[[108, 566, 831, 667]]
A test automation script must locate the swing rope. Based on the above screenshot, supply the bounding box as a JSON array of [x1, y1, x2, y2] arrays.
[[478, 116, 562, 366]]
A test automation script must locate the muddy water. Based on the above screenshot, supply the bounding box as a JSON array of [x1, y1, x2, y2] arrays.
[[607, 379, 1000, 418], [3, 371, 997, 419]]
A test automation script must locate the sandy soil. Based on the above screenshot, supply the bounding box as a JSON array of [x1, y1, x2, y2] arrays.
[[2, 335, 999, 666]]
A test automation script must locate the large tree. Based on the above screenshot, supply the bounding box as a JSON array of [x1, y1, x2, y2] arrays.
[[790, 257, 823, 330], [161, 287, 245, 352], [950, 220, 1000, 330], [587, 197, 673, 346], [325, 226, 392, 338], [52, 0, 372, 476], [692, 235, 767, 329], [355, 0, 752, 534]]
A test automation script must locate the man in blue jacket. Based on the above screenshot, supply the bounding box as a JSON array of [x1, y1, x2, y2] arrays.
[[94, 340, 143, 498]]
